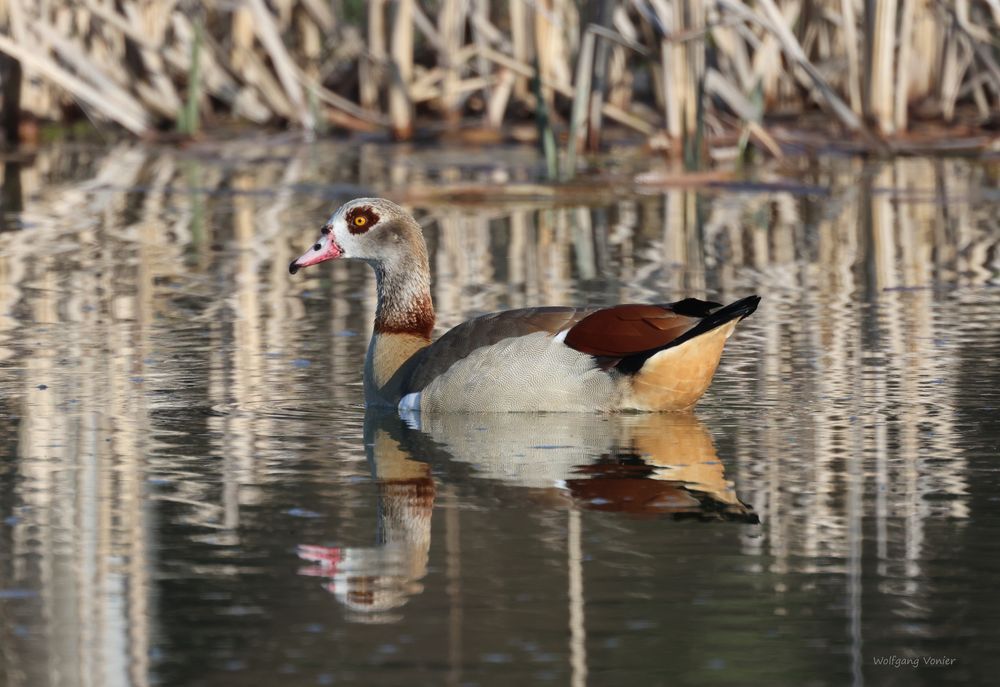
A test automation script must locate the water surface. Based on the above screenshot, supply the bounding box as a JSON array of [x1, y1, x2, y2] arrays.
[[0, 142, 998, 686]]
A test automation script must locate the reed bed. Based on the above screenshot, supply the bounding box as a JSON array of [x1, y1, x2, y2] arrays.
[[0, 0, 997, 157]]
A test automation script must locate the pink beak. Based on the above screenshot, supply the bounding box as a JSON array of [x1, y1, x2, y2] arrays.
[[289, 230, 343, 274]]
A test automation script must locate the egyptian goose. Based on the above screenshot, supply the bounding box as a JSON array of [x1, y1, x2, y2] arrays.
[[290, 198, 759, 412]]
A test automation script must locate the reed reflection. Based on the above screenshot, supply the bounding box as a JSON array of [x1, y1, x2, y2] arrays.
[[0, 143, 995, 686]]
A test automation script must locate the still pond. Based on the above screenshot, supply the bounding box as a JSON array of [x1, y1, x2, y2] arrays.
[[0, 141, 998, 686]]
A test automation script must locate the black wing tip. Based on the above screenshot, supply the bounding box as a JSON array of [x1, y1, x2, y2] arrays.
[[721, 294, 761, 322], [669, 297, 724, 318], [668, 295, 760, 320], [696, 295, 760, 331]]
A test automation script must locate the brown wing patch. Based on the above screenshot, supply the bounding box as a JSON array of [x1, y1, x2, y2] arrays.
[[563, 304, 699, 357], [346, 205, 380, 234]]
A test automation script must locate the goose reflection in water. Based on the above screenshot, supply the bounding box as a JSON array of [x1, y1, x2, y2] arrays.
[[298, 411, 756, 620]]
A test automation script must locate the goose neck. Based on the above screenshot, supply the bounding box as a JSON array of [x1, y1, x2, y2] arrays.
[[373, 259, 435, 339]]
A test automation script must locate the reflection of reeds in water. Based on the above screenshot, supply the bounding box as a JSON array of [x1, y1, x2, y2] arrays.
[[716, 159, 983, 595], [0, 147, 160, 687], [0, 144, 996, 681]]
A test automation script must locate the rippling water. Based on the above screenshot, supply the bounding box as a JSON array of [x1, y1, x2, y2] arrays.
[[0, 142, 997, 686]]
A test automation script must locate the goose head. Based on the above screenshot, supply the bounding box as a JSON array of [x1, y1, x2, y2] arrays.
[[289, 197, 425, 275]]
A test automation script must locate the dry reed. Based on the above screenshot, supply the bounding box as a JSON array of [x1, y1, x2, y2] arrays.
[[0, 0, 996, 153]]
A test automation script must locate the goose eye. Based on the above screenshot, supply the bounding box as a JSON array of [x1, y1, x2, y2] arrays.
[[347, 207, 379, 234]]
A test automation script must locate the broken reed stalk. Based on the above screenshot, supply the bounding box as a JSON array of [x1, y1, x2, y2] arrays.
[[745, 0, 875, 141], [587, 0, 616, 150], [0, 53, 21, 145], [566, 30, 596, 180], [685, 71, 707, 170], [177, 18, 202, 135], [840, 0, 863, 115], [477, 45, 653, 134], [2, 0, 25, 144], [247, 0, 313, 132], [388, 0, 414, 140], [437, 0, 463, 122], [867, 0, 899, 134], [508, 0, 530, 100], [681, 0, 705, 144], [470, 0, 494, 126], [0, 32, 149, 134], [895, 0, 916, 132], [486, 66, 515, 129], [532, 59, 558, 181], [360, 0, 386, 111]]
